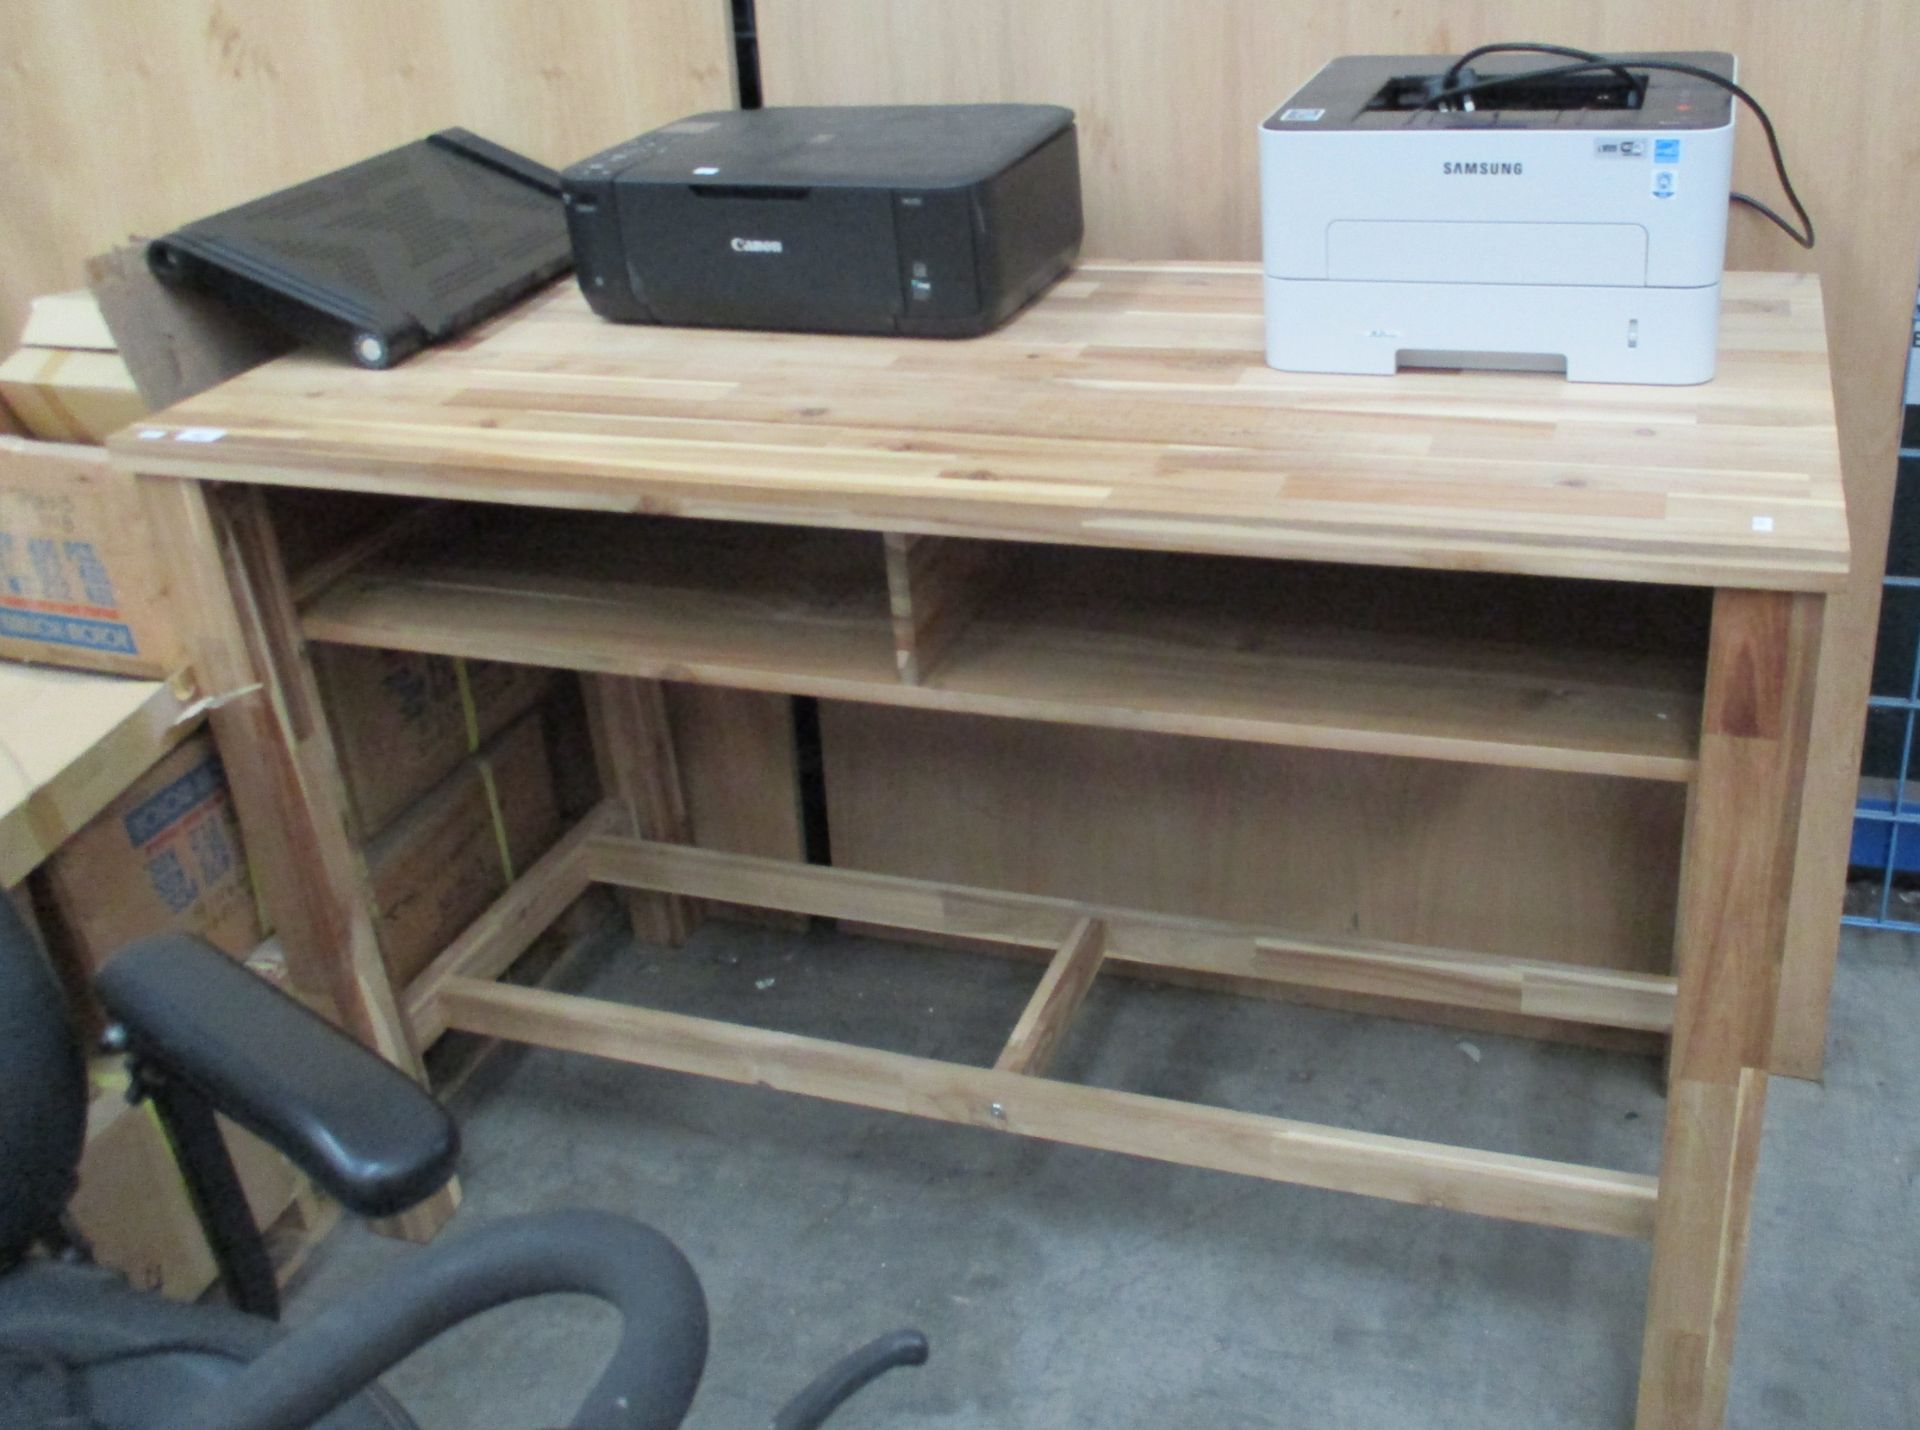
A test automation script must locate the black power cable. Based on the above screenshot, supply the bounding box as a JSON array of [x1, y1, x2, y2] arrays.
[[1410, 45, 1815, 249]]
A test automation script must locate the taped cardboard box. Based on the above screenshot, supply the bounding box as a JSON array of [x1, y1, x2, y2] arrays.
[[368, 708, 562, 988], [0, 436, 183, 676], [314, 645, 558, 841], [1, 288, 149, 444], [20, 291, 119, 352], [0, 346, 147, 444], [41, 730, 263, 974]]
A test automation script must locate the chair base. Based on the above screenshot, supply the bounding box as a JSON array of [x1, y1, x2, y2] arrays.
[[0, 1260, 412, 1430]]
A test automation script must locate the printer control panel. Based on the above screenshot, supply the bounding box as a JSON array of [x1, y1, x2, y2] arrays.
[[891, 190, 981, 321]]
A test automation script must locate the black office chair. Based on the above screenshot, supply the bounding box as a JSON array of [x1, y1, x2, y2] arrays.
[[0, 898, 926, 1429]]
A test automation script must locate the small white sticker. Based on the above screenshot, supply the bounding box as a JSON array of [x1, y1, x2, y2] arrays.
[[1752, 515, 1775, 532], [692, 165, 720, 176], [1651, 168, 1678, 200], [174, 427, 227, 443], [1280, 108, 1326, 122], [135, 428, 167, 440]]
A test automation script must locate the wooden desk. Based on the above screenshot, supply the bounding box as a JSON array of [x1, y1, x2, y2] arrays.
[[116, 264, 1846, 1430]]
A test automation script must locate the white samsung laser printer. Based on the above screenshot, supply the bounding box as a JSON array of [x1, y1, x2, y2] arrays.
[[1260, 52, 1737, 384]]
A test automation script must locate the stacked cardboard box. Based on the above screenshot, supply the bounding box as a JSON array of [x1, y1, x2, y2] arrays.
[[40, 730, 263, 970], [33, 729, 265, 1046], [0, 436, 183, 676], [0, 288, 577, 997], [30, 733, 296, 1305], [7, 288, 251, 1006], [366, 709, 564, 986], [1, 288, 576, 1297], [1, 285, 299, 1296], [0, 288, 184, 676], [314, 644, 557, 839], [0, 291, 149, 444], [311, 645, 571, 987]]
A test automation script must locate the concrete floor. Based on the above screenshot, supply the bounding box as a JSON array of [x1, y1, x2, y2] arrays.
[[289, 919, 1919, 1428]]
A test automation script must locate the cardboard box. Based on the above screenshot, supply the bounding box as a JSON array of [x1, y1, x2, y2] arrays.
[[69, 1078, 300, 1300], [42, 730, 264, 972], [0, 346, 148, 444], [367, 709, 562, 987], [21, 290, 119, 351], [315, 644, 556, 840], [0, 436, 183, 676]]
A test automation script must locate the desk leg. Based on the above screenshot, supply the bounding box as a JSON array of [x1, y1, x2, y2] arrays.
[[584, 675, 697, 945], [144, 477, 458, 1241], [1638, 589, 1822, 1428]]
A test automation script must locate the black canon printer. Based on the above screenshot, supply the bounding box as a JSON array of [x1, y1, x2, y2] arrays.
[[561, 104, 1082, 337]]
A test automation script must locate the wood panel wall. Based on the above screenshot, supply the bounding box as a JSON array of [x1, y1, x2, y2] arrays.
[[0, 0, 737, 341], [761, 0, 1920, 1076]]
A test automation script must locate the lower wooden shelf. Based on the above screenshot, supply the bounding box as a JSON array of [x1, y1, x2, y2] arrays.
[[438, 974, 1658, 1240], [300, 508, 1704, 781], [404, 806, 1664, 1243]]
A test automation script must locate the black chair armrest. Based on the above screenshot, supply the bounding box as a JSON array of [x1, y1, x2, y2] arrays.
[[94, 934, 457, 1218], [158, 1210, 709, 1430]]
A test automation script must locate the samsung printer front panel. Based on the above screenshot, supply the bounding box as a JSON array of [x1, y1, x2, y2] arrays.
[[1260, 53, 1736, 384]]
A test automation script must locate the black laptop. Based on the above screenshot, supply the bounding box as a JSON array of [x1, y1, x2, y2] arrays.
[[147, 130, 570, 369]]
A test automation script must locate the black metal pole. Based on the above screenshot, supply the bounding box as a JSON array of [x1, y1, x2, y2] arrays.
[[136, 1062, 280, 1320]]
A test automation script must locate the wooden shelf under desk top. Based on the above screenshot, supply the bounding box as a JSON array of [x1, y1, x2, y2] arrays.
[[299, 510, 1704, 781], [114, 264, 1847, 594]]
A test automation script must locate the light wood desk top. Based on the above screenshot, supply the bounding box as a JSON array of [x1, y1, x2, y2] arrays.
[[115, 264, 1847, 591], [0, 662, 192, 887]]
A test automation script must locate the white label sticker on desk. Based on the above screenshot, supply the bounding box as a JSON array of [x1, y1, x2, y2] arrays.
[[1752, 515, 1775, 532], [174, 428, 228, 443]]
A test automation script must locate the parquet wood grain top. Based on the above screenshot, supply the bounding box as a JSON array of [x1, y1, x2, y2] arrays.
[[116, 264, 1846, 590]]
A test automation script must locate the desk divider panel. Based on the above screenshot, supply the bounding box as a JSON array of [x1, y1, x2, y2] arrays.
[[884, 532, 1012, 684]]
